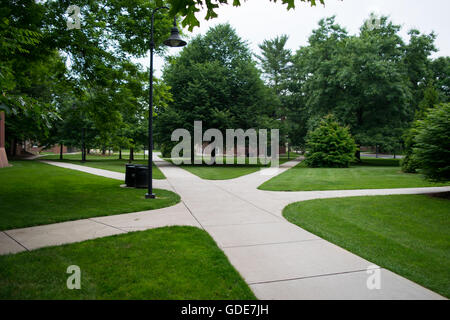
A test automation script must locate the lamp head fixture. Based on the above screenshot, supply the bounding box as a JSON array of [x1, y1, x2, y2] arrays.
[[163, 17, 187, 48]]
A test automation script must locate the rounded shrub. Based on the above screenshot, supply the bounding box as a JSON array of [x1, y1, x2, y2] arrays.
[[401, 127, 421, 173], [305, 115, 357, 168], [413, 103, 450, 181]]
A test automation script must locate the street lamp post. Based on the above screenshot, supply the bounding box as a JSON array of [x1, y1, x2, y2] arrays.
[[146, 7, 186, 199], [81, 126, 86, 162]]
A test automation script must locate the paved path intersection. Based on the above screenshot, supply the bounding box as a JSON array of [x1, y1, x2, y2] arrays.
[[1, 154, 448, 299]]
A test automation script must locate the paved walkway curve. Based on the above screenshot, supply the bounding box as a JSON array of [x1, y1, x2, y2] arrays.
[[1, 155, 449, 300]]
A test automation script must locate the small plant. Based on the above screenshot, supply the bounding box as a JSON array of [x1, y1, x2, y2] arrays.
[[305, 115, 356, 168]]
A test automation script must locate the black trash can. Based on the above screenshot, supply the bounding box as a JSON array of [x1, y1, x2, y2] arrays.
[[135, 165, 148, 188], [125, 164, 137, 187]]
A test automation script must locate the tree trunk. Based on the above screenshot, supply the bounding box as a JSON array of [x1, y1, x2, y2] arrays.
[[102, 148, 106, 156], [81, 128, 86, 162], [355, 145, 361, 162], [211, 148, 216, 165], [119, 148, 122, 160], [129, 147, 134, 163], [11, 138, 16, 156], [59, 144, 63, 160], [0, 111, 8, 167]]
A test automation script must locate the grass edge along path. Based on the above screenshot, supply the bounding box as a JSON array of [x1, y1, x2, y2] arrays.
[[40, 154, 165, 179], [168, 154, 299, 180], [259, 158, 448, 191], [0, 161, 179, 230], [0, 226, 256, 299], [283, 194, 450, 298]]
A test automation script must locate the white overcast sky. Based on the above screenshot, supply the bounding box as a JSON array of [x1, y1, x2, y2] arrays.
[[144, 0, 450, 77]]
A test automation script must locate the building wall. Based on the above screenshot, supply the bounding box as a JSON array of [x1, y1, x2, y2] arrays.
[[15, 142, 68, 155]]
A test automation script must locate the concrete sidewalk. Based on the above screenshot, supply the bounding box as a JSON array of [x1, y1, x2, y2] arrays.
[[1, 155, 448, 299], [40, 160, 175, 191], [150, 154, 447, 300], [0, 161, 197, 254]]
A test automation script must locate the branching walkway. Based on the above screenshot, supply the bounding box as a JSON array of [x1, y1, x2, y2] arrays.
[[1, 155, 448, 299]]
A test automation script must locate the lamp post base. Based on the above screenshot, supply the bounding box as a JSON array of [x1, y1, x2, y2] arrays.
[[145, 193, 156, 199]]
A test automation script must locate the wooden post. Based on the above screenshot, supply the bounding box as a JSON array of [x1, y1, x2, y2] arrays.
[[0, 111, 9, 168]]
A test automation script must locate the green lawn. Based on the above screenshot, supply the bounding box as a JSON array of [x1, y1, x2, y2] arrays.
[[283, 194, 450, 298], [41, 153, 165, 179], [259, 158, 448, 191], [0, 161, 179, 230], [0, 226, 256, 299], [40, 150, 151, 161], [173, 154, 298, 180], [179, 163, 265, 180]]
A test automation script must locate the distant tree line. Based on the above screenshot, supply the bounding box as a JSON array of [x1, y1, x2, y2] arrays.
[[1, 0, 448, 178], [255, 15, 449, 158]]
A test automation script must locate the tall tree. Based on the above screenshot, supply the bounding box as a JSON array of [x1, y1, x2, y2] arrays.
[[256, 35, 293, 151], [403, 29, 437, 112], [429, 57, 450, 103], [156, 24, 278, 158], [0, 0, 60, 155], [256, 35, 292, 96], [285, 16, 348, 150], [286, 15, 441, 155], [42, 0, 175, 157]]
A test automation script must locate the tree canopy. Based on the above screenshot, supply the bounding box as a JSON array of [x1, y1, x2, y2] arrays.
[[155, 23, 278, 156], [278, 15, 442, 154], [2, 0, 175, 158], [1, 1, 448, 170]]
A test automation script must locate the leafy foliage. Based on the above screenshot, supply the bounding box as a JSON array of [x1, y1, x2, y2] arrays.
[[2, 1, 447, 168], [0, 0, 58, 146], [413, 103, 450, 181], [256, 35, 292, 95], [402, 83, 440, 173], [429, 57, 450, 103], [282, 15, 443, 155], [36, 0, 176, 156], [304, 115, 356, 168], [0, 17, 41, 95], [156, 24, 278, 157]]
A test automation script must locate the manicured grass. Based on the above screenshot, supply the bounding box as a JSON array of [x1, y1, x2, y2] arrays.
[[0, 161, 179, 230], [259, 158, 448, 191], [283, 194, 450, 298], [173, 154, 298, 180], [41, 154, 165, 179], [359, 157, 402, 166], [180, 163, 264, 180], [0, 226, 256, 299]]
